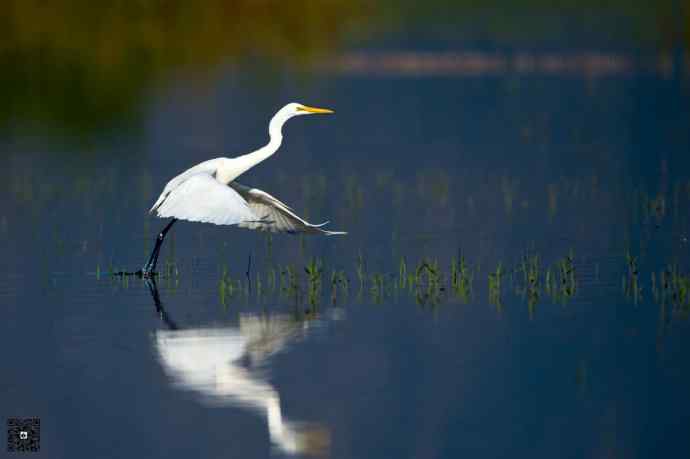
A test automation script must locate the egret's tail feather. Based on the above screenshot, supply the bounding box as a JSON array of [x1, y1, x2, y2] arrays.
[[150, 191, 171, 214]]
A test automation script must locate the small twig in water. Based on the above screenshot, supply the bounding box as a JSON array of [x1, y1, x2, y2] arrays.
[[246, 254, 252, 292]]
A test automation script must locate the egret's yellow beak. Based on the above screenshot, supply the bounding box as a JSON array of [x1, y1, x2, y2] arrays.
[[297, 105, 334, 114]]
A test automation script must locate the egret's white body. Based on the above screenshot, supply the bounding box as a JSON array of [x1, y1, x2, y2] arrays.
[[150, 102, 345, 235]]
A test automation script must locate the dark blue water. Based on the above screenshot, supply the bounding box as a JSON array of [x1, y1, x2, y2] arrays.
[[2, 22, 690, 459]]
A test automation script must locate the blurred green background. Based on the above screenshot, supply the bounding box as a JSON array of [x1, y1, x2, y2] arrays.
[[1, 0, 687, 138]]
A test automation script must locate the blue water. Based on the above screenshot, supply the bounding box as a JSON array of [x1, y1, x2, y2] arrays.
[[2, 25, 690, 459]]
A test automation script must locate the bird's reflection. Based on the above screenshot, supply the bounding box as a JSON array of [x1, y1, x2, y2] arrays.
[[145, 279, 334, 456]]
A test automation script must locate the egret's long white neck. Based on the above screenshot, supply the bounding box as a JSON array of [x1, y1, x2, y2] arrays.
[[217, 108, 293, 184]]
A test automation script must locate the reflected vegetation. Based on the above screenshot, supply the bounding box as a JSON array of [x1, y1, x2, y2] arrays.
[[651, 265, 690, 318], [623, 252, 643, 305], [12, 159, 690, 244], [146, 279, 333, 456]]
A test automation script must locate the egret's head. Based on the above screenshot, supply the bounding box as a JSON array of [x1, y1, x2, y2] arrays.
[[284, 102, 334, 117], [269, 103, 334, 138]]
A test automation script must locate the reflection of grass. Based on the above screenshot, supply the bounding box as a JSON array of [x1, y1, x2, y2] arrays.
[[548, 183, 558, 219], [652, 265, 690, 317], [624, 252, 642, 305], [640, 191, 667, 223], [501, 177, 520, 216], [356, 251, 366, 294], [576, 359, 588, 397], [417, 170, 451, 208]]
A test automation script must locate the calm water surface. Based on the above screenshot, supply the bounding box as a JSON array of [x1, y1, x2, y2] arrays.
[[2, 11, 690, 459]]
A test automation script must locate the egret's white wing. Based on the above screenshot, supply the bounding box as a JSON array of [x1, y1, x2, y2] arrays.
[[229, 182, 347, 235], [150, 158, 225, 212], [154, 173, 257, 226]]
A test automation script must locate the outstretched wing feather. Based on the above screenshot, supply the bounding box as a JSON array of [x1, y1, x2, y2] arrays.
[[229, 182, 346, 235]]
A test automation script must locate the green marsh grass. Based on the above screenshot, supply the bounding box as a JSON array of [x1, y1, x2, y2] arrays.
[[305, 258, 323, 307], [488, 263, 504, 312], [330, 270, 348, 305], [206, 252, 583, 312], [516, 253, 541, 319], [98, 241, 690, 326], [545, 251, 576, 303], [399, 257, 407, 289], [370, 273, 386, 303], [450, 255, 473, 303], [414, 258, 443, 307]]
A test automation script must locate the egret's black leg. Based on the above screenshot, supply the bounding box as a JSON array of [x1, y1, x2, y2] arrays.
[[142, 219, 177, 277]]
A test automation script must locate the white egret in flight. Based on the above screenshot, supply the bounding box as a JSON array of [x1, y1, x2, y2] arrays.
[[140, 103, 345, 277]]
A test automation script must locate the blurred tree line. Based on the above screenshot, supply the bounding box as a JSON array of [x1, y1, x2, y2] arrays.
[[0, 0, 686, 138]]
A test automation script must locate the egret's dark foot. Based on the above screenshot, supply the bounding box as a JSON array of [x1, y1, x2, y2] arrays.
[[137, 265, 158, 278], [112, 219, 175, 279], [141, 269, 157, 279], [112, 269, 151, 278]]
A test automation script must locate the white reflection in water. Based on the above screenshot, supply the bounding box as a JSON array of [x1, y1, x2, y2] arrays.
[[154, 312, 339, 456]]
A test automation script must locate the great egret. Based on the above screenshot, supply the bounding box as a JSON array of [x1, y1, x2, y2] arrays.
[[140, 103, 345, 277]]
